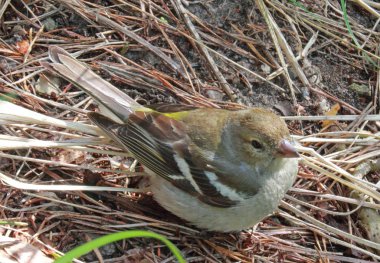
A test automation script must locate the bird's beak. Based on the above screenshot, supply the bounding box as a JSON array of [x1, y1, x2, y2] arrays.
[[277, 139, 299, 158]]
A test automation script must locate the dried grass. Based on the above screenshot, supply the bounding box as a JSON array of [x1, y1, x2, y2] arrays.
[[0, 0, 379, 262]]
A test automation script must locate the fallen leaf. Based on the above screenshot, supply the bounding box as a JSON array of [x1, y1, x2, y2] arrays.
[[322, 103, 340, 128], [15, 40, 30, 55], [0, 236, 52, 263]]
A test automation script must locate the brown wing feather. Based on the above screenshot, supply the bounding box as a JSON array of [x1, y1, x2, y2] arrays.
[[88, 111, 239, 208]]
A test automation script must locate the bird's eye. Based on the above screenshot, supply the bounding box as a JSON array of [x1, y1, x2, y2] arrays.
[[251, 140, 263, 150]]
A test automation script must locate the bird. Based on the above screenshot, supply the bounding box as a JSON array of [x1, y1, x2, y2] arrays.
[[44, 47, 299, 232]]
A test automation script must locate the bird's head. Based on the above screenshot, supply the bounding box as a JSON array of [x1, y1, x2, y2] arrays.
[[220, 108, 298, 168]]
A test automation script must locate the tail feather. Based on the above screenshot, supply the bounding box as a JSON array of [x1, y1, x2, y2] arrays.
[[45, 46, 142, 122]]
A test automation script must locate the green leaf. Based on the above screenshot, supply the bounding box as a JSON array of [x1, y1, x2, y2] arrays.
[[54, 230, 185, 263]]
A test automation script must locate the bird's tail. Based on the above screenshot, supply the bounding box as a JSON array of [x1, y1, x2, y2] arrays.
[[42, 46, 143, 122]]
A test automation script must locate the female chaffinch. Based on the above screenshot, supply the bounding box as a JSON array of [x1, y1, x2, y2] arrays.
[[45, 47, 299, 232]]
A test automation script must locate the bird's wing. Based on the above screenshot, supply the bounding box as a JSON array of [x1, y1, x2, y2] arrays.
[[88, 111, 240, 208]]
